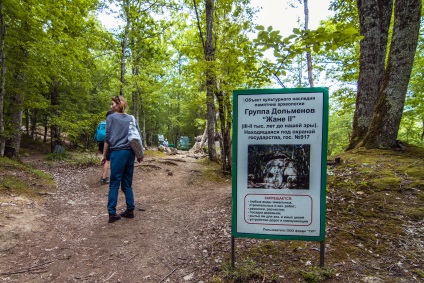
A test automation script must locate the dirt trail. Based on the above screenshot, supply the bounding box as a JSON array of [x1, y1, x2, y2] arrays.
[[0, 154, 232, 282]]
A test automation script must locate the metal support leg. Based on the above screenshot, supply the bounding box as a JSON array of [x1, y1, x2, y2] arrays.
[[231, 236, 235, 268], [319, 240, 325, 267]]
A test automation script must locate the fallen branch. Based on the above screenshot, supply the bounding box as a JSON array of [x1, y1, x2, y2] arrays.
[[0, 260, 54, 276], [0, 244, 17, 253], [140, 164, 162, 170], [102, 271, 117, 282], [158, 160, 179, 166], [163, 158, 186, 163], [157, 268, 178, 283], [127, 254, 138, 262]]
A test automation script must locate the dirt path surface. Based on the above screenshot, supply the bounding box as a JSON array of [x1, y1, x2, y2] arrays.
[[0, 154, 232, 282]]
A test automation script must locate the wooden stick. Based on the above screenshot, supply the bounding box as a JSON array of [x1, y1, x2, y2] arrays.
[[102, 271, 117, 282], [157, 268, 178, 283], [0, 260, 54, 276]]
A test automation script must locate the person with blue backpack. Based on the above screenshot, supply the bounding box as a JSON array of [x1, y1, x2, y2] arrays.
[[95, 110, 114, 184]]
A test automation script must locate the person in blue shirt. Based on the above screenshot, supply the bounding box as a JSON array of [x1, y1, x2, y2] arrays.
[[99, 110, 114, 184]]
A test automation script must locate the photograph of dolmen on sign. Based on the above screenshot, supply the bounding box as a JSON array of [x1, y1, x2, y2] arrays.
[[247, 144, 310, 190]]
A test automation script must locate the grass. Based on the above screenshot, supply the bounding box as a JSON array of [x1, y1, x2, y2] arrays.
[[0, 156, 55, 197], [198, 158, 231, 183]]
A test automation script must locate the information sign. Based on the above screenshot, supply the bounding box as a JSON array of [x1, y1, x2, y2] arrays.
[[232, 88, 328, 241]]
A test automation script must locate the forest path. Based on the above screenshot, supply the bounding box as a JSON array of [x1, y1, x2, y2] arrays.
[[0, 154, 232, 282]]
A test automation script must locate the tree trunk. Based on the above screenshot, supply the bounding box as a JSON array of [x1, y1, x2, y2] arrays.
[[216, 90, 231, 172], [43, 113, 48, 143], [359, 0, 421, 149], [4, 70, 24, 158], [0, 3, 6, 156], [30, 109, 37, 139], [133, 67, 147, 148], [199, 125, 207, 149], [224, 93, 232, 173], [304, 0, 314, 88], [120, 37, 127, 97], [347, 0, 392, 149], [132, 66, 140, 119], [50, 81, 61, 152], [120, 0, 130, 97], [205, 0, 217, 161], [141, 98, 147, 148], [421, 119, 424, 144], [194, 0, 217, 161]]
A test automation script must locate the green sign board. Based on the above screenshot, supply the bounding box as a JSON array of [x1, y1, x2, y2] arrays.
[[232, 88, 329, 241]]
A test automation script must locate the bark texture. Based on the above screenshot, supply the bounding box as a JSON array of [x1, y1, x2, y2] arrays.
[[204, 0, 217, 161], [5, 69, 24, 158], [0, 3, 6, 156], [50, 81, 61, 153], [360, 0, 422, 148], [348, 0, 392, 149], [216, 90, 231, 172]]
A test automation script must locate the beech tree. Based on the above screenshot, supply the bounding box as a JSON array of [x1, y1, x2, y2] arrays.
[[348, 0, 422, 149]]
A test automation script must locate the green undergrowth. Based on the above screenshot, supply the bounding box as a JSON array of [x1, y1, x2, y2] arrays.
[[0, 157, 55, 197], [197, 158, 232, 184], [145, 149, 167, 158]]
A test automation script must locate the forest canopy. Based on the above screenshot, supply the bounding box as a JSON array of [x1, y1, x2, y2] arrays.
[[0, 0, 422, 166]]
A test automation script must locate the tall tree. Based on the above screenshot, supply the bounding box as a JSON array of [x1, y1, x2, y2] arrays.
[[347, 0, 392, 149], [349, 0, 422, 149], [0, 1, 6, 156], [193, 0, 217, 161], [2, 0, 42, 157]]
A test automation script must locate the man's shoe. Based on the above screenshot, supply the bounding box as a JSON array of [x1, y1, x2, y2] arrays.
[[101, 177, 110, 184], [108, 214, 121, 223], [120, 210, 134, 218]]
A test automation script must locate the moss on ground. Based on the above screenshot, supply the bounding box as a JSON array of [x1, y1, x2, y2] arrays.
[[215, 144, 424, 282], [0, 157, 55, 197]]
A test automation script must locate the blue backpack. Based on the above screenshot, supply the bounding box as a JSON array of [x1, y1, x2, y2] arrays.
[[94, 121, 106, 142]]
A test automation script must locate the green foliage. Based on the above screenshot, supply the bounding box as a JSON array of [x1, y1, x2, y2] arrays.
[[4, 0, 421, 157], [300, 266, 334, 283], [400, 25, 424, 146], [328, 112, 351, 156], [46, 152, 72, 161], [0, 157, 55, 196], [405, 207, 424, 221], [2, 0, 117, 152], [68, 151, 100, 166], [413, 268, 424, 278], [254, 21, 362, 78], [219, 258, 268, 282]]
